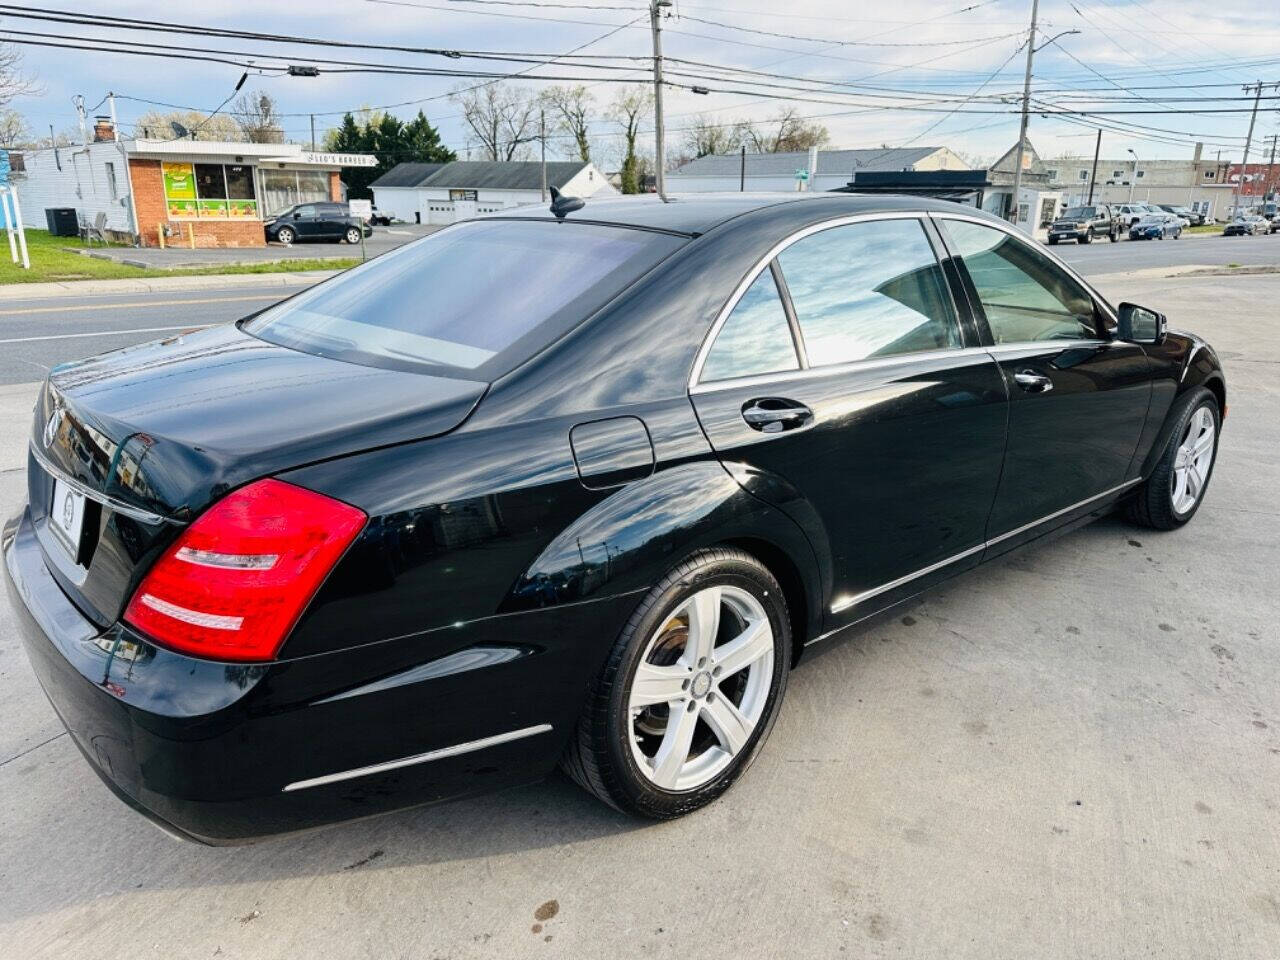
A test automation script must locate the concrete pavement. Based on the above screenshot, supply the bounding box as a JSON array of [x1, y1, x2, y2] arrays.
[[0, 267, 1277, 957]]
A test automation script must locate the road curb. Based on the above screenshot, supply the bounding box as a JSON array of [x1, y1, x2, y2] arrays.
[[0, 270, 340, 301]]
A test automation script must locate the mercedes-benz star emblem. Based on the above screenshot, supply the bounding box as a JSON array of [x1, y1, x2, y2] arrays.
[[62, 492, 75, 530]]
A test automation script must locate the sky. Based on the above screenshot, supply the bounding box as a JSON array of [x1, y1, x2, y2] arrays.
[[4, 0, 1280, 169]]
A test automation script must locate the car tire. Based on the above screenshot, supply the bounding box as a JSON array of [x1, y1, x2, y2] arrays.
[[276, 226, 295, 246], [1079, 230, 1092, 244], [1109, 229, 1118, 242], [562, 547, 791, 819], [1048, 237, 1058, 245], [1125, 388, 1220, 531], [345, 227, 362, 244]]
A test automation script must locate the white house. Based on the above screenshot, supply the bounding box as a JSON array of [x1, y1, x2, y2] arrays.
[[371, 160, 618, 224], [666, 146, 968, 194]]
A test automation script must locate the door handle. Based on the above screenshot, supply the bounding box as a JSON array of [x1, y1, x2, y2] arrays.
[[1013, 369, 1053, 394], [741, 398, 813, 433]]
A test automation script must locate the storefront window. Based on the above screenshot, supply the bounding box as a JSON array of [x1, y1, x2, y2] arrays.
[[194, 164, 229, 218], [297, 170, 330, 205], [260, 170, 331, 216], [162, 162, 198, 218], [260, 169, 299, 216], [224, 164, 258, 218]]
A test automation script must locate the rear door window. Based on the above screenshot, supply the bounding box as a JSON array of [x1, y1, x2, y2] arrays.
[[700, 266, 799, 383], [245, 220, 684, 378], [775, 218, 961, 366]]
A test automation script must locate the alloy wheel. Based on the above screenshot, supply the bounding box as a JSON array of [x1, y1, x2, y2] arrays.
[[346, 227, 361, 244], [627, 585, 774, 792], [1171, 405, 1215, 514]]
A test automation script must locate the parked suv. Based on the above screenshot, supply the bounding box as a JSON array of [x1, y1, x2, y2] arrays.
[[265, 202, 374, 245], [1158, 204, 1203, 226], [1113, 203, 1155, 231], [1048, 204, 1118, 244]]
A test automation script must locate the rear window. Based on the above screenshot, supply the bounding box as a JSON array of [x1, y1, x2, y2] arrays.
[[1062, 207, 1095, 218], [244, 220, 683, 377]]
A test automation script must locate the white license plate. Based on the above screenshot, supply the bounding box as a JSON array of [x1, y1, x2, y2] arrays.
[[50, 478, 87, 556]]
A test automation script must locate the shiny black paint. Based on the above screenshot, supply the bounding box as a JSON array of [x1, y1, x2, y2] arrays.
[[981, 342, 1151, 537], [4, 194, 1226, 842], [692, 350, 1008, 625]]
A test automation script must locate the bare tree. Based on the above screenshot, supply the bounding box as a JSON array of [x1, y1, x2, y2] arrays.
[[232, 90, 285, 144], [684, 113, 736, 159], [608, 85, 652, 193], [0, 107, 29, 148], [542, 85, 593, 163], [451, 84, 538, 162], [1, 43, 38, 109], [735, 108, 829, 154], [134, 108, 241, 141]]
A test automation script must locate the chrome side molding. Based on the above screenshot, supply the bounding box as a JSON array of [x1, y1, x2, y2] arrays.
[[281, 723, 554, 792], [826, 478, 1142, 619]]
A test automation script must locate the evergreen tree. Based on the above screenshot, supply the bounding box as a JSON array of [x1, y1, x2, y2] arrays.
[[325, 110, 456, 199]]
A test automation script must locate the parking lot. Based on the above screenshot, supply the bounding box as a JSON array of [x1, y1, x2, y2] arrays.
[[1, 257, 1278, 957]]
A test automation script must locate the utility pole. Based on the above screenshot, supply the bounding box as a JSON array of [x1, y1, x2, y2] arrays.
[[1009, 0, 1039, 227], [310, 114, 316, 152], [1233, 81, 1279, 217], [540, 108, 547, 202], [1127, 148, 1139, 203], [740, 144, 746, 191], [1087, 128, 1101, 205], [650, 0, 671, 197]]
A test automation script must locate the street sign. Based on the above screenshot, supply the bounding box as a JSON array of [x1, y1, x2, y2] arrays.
[[0, 150, 9, 186], [794, 168, 809, 181], [348, 199, 372, 219]]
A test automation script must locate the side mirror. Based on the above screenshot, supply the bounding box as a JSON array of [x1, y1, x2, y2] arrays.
[[1117, 302, 1167, 344], [293, 212, 303, 220]]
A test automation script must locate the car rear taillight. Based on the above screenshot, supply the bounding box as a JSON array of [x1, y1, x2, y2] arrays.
[[123, 479, 366, 662]]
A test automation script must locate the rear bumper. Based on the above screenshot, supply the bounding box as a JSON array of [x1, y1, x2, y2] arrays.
[[4, 506, 628, 843]]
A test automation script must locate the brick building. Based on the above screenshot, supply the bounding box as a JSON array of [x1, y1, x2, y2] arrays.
[[9, 118, 374, 248]]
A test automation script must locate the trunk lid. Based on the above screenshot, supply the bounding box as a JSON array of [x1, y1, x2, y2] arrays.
[[30, 323, 486, 626]]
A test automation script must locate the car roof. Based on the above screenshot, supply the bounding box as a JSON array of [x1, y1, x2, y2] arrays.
[[478, 192, 988, 236]]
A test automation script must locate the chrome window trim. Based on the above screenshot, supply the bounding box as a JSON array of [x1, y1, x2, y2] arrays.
[[28, 440, 175, 526], [282, 723, 554, 792], [689, 344, 998, 396], [927, 210, 1120, 331], [822, 477, 1142, 622], [687, 210, 939, 390], [985, 339, 1109, 356]]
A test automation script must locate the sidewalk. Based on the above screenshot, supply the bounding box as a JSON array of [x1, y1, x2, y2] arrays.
[[0, 269, 340, 301], [76, 224, 436, 270]]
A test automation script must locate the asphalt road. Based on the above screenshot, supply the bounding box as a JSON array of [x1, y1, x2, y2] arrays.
[[1053, 228, 1280, 272], [1, 263, 1278, 956], [0, 282, 313, 385]]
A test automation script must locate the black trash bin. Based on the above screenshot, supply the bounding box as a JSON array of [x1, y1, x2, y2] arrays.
[[45, 207, 78, 237]]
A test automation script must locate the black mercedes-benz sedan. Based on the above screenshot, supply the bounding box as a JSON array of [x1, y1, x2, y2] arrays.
[[4, 194, 1226, 843]]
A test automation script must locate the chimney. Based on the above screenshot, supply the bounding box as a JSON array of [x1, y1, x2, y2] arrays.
[[93, 116, 116, 142]]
